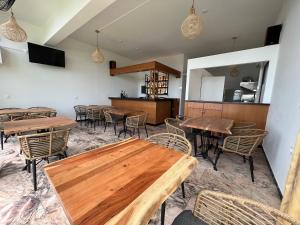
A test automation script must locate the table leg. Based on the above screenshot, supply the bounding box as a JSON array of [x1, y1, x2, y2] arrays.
[[0, 131, 3, 150], [161, 201, 166, 225], [193, 131, 198, 157], [118, 115, 127, 138]]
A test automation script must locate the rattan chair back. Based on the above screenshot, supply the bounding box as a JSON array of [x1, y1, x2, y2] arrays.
[[87, 108, 102, 120], [147, 133, 192, 155], [103, 110, 113, 123], [126, 113, 147, 128], [165, 118, 186, 137], [194, 190, 300, 225], [18, 129, 70, 160], [222, 129, 268, 156]]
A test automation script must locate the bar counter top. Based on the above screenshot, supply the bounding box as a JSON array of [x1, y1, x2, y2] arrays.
[[109, 97, 178, 102], [185, 100, 270, 106]]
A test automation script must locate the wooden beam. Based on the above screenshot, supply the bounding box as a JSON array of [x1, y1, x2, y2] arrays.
[[110, 61, 181, 78]]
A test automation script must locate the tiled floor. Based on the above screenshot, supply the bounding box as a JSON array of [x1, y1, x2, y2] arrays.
[[0, 122, 281, 225]]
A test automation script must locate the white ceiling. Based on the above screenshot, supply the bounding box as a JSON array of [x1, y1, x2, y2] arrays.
[[70, 0, 283, 60], [0, 0, 63, 26]]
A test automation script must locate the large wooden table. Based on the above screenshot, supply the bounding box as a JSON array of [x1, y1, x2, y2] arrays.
[[180, 117, 234, 135], [0, 108, 56, 115], [181, 117, 234, 168], [44, 138, 197, 225], [1, 116, 77, 150]]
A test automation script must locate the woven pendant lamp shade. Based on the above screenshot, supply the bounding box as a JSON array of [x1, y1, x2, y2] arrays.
[[91, 30, 104, 63], [0, 12, 27, 42], [0, 0, 15, 11], [91, 47, 104, 63], [181, 1, 202, 39]]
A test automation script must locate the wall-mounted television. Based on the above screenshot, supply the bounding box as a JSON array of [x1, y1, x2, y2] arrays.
[[28, 42, 65, 67]]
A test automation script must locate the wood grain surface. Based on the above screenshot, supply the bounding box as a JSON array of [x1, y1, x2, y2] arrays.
[[107, 108, 141, 117], [3, 116, 77, 135], [0, 108, 56, 115], [110, 61, 181, 78], [44, 138, 197, 225], [111, 99, 171, 125], [181, 117, 234, 135]]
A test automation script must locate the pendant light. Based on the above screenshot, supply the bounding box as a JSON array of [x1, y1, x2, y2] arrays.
[[181, 0, 203, 39], [91, 30, 104, 63], [0, 9, 27, 42], [229, 37, 240, 77]]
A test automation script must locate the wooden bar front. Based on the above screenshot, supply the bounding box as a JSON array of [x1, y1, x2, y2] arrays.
[[110, 98, 177, 125], [185, 101, 270, 129]]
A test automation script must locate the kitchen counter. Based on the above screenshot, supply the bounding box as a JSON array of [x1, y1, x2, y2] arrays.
[[185, 101, 270, 129], [109, 97, 179, 125]]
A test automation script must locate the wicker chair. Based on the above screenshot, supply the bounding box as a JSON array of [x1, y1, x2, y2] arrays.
[[231, 121, 256, 134], [0, 114, 10, 150], [147, 133, 192, 198], [86, 108, 103, 130], [103, 110, 123, 135], [18, 129, 70, 191], [165, 118, 186, 137], [171, 190, 300, 225], [74, 105, 87, 123], [214, 129, 268, 182], [125, 113, 148, 138]]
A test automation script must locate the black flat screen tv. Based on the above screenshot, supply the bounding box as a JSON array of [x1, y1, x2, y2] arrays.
[[28, 42, 65, 67]]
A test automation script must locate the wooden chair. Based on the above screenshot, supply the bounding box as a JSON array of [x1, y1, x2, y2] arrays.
[[147, 133, 192, 198], [0, 114, 10, 150], [103, 110, 123, 135], [18, 129, 70, 191], [171, 190, 300, 225], [165, 118, 186, 137], [214, 129, 268, 182], [74, 105, 87, 123], [86, 108, 103, 130], [125, 113, 148, 138]]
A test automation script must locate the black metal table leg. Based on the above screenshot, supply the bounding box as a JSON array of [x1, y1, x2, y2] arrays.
[[0, 131, 3, 150], [161, 201, 166, 225]]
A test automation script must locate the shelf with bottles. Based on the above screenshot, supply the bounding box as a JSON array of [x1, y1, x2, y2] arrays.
[[144, 72, 169, 96]]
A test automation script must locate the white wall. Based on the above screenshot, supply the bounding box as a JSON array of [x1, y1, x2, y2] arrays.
[[201, 76, 225, 102], [188, 69, 211, 100], [186, 45, 279, 103], [264, 0, 300, 193], [0, 38, 138, 118]]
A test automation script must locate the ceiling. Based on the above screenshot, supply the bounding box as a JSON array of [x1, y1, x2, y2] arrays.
[[0, 0, 63, 26], [70, 0, 283, 60]]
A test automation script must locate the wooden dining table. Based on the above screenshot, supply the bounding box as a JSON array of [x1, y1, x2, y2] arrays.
[[0, 116, 77, 150], [181, 117, 234, 168], [44, 138, 197, 225], [0, 107, 56, 116]]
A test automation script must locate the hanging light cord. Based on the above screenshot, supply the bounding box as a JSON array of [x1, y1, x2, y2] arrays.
[[95, 30, 100, 48]]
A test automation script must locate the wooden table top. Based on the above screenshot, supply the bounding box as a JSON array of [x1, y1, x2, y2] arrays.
[[0, 108, 56, 115], [2, 116, 77, 135], [44, 138, 197, 225], [181, 117, 234, 135], [107, 108, 141, 117]]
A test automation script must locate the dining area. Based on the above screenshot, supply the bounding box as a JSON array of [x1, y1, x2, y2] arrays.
[[0, 102, 298, 225], [0, 102, 284, 225]]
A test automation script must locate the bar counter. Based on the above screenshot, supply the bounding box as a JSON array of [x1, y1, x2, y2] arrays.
[[109, 97, 179, 125]]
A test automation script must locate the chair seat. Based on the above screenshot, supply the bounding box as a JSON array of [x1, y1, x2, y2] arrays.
[[171, 210, 208, 225]]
